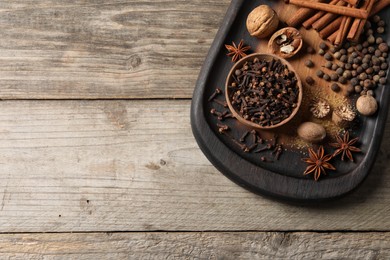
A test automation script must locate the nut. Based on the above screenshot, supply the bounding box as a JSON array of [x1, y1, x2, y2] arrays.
[[268, 27, 303, 59], [246, 5, 279, 38], [297, 122, 326, 143], [356, 95, 378, 116], [332, 105, 356, 128], [310, 98, 331, 119]]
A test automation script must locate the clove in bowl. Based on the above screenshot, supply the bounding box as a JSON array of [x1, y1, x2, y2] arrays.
[[268, 27, 303, 59], [225, 53, 303, 130]]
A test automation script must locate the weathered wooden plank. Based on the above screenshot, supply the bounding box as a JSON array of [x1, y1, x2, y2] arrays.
[[0, 232, 389, 259], [0, 100, 389, 232], [0, 0, 230, 99]]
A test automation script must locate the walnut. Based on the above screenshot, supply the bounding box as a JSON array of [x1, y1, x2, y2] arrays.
[[268, 27, 303, 59], [246, 5, 279, 39]]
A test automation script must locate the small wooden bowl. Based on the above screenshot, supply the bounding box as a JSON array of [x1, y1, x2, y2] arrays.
[[225, 53, 303, 130], [268, 27, 303, 59]]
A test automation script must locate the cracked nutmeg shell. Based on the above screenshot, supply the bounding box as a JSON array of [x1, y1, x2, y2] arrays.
[[246, 5, 279, 39]]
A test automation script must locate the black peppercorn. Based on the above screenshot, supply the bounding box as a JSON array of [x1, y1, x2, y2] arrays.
[[364, 79, 373, 89], [345, 63, 352, 70], [362, 48, 368, 55], [362, 63, 369, 70], [372, 57, 381, 66], [331, 83, 340, 92], [355, 85, 362, 93], [336, 67, 344, 76], [378, 70, 386, 77], [368, 35, 375, 44], [305, 59, 314, 68], [343, 70, 352, 79], [356, 44, 363, 51], [316, 70, 324, 78], [324, 53, 333, 61], [318, 49, 325, 56], [324, 61, 332, 69], [331, 73, 339, 81], [366, 68, 374, 75], [350, 78, 359, 86], [340, 55, 348, 63], [376, 37, 384, 44], [307, 46, 315, 54], [340, 49, 347, 55], [367, 90, 374, 96], [368, 47, 375, 54], [377, 27, 385, 34], [366, 29, 374, 36], [381, 63, 388, 70], [351, 70, 358, 77], [338, 76, 347, 84], [373, 75, 380, 83], [378, 20, 385, 27], [357, 66, 364, 74], [378, 43, 389, 53], [359, 73, 368, 80], [373, 66, 381, 73], [331, 64, 339, 71], [373, 15, 381, 23], [334, 52, 341, 59], [323, 74, 331, 81], [375, 50, 382, 57], [330, 47, 338, 54], [379, 77, 387, 85], [362, 41, 369, 48], [306, 76, 315, 85], [319, 42, 327, 50]]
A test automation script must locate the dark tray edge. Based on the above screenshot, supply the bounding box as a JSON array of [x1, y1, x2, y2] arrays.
[[190, 0, 390, 203]]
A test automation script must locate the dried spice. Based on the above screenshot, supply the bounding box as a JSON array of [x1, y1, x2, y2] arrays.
[[227, 57, 300, 127], [302, 146, 336, 181], [330, 131, 361, 162], [309, 98, 331, 119], [225, 40, 251, 63]]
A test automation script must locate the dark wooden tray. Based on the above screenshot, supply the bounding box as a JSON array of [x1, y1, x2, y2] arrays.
[[191, 0, 390, 202]]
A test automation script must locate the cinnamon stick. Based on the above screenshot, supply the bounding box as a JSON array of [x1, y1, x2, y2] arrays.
[[312, 0, 346, 31], [370, 0, 390, 16], [347, 0, 376, 42], [327, 30, 339, 44], [302, 0, 339, 29], [318, 16, 343, 39], [335, 11, 353, 46], [285, 0, 324, 27], [342, 0, 360, 6], [284, 0, 369, 19]]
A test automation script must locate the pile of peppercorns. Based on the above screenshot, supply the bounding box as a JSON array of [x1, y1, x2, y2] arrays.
[[312, 15, 389, 98]]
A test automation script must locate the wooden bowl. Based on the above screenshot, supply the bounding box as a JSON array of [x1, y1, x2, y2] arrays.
[[268, 27, 303, 59], [225, 53, 303, 130]]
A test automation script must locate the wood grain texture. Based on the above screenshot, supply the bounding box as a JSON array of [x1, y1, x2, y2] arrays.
[[0, 0, 230, 99], [0, 100, 389, 232], [0, 232, 389, 259]]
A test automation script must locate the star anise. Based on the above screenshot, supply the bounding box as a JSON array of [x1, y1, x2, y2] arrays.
[[330, 131, 361, 162], [225, 40, 251, 63], [302, 146, 336, 181]]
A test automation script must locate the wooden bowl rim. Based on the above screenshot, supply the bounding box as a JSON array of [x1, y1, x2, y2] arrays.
[[225, 53, 303, 130]]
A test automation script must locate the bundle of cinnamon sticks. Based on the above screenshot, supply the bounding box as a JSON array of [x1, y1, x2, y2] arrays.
[[285, 0, 390, 45]]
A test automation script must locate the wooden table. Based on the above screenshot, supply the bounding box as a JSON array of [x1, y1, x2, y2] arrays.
[[0, 0, 389, 258]]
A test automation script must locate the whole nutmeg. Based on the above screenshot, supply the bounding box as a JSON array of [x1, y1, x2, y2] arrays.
[[246, 5, 279, 38], [356, 95, 378, 116], [297, 122, 326, 143]]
